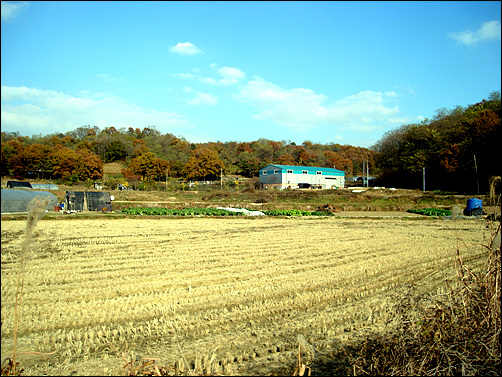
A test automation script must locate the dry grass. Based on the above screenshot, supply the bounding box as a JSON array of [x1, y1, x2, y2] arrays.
[[350, 219, 501, 375], [1, 216, 491, 375], [103, 162, 126, 176]]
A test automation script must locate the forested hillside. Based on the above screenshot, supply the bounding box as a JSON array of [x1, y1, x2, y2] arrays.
[[1, 128, 376, 182], [1, 91, 499, 193], [373, 91, 500, 192]]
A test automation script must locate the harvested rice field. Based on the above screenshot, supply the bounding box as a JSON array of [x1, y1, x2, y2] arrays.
[[1, 216, 491, 375]]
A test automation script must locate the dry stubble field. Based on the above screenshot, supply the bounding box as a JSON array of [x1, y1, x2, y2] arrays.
[[1, 216, 490, 375]]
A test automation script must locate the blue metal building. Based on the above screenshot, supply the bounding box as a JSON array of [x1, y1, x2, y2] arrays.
[[259, 164, 345, 190]]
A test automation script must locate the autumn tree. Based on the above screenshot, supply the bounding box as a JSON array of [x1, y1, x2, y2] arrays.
[[324, 151, 354, 175], [49, 147, 80, 182], [184, 147, 225, 180], [131, 139, 150, 158], [1, 138, 26, 177], [105, 140, 127, 162], [123, 152, 169, 182], [74, 148, 104, 181], [23, 144, 53, 179], [276, 153, 296, 166], [237, 151, 262, 177], [49, 147, 103, 182]]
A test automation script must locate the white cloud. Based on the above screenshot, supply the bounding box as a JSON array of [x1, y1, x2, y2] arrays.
[[215, 66, 245, 85], [1, 85, 193, 135], [388, 115, 424, 124], [186, 92, 218, 106], [200, 77, 218, 85], [172, 73, 196, 80], [1, 1, 28, 22], [218, 67, 245, 79], [169, 42, 202, 55], [450, 20, 501, 46], [235, 77, 400, 131], [173, 65, 245, 86], [97, 73, 124, 82]]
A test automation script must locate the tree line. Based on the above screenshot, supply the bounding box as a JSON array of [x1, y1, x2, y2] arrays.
[[373, 91, 500, 193], [1, 91, 499, 193], [1, 127, 376, 183]]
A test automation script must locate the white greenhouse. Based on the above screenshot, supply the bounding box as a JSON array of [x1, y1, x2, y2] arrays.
[[1, 189, 58, 213]]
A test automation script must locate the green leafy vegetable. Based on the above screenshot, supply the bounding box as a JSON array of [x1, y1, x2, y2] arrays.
[[406, 208, 452, 217]]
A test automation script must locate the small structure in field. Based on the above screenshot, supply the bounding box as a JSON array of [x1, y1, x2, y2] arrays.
[[64, 191, 112, 212], [1, 189, 58, 213], [6, 181, 32, 189], [259, 164, 345, 190], [31, 183, 59, 190]]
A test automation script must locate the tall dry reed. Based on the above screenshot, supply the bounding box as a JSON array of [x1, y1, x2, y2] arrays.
[[4, 196, 51, 376]]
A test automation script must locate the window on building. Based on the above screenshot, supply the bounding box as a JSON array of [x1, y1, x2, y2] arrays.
[[316, 171, 322, 175], [302, 170, 308, 174], [274, 170, 279, 174], [263, 171, 267, 175], [287, 169, 293, 174]]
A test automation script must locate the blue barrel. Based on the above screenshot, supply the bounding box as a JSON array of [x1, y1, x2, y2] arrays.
[[466, 198, 482, 211]]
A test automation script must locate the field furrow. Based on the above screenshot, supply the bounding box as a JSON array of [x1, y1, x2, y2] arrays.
[[1, 217, 488, 375]]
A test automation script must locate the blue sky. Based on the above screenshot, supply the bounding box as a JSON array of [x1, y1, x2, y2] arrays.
[[1, 1, 500, 147]]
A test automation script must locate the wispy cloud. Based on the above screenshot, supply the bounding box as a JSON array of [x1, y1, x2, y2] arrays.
[[450, 20, 501, 46], [186, 91, 218, 106], [235, 77, 399, 131], [173, 65, 245, 86], [214, 66, 246, 85], [1, 1, 28, 22], [97, 73, 124, 82], [218, 66, 245, 79], [1, 85, 193, 135], [169, 42, 202, 55], [2, 1, 28, 22], [172, 73, 196, 80]]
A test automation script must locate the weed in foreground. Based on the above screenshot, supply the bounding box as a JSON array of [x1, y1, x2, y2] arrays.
[[293, 335, 315, 376], [350, 220, 501, 376], [98, 336, 173, 376], [2, 196, 56, 376]]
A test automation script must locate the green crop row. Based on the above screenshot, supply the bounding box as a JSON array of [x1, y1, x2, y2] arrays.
[[121, 207, 245, 216], [263, 209, 334, 216], [406, 208, 452, 217], [121, 207, 335, 217]]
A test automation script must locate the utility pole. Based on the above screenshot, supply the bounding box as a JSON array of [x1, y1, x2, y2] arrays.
[[423, 167, 425, 192], [166, 168, 169, 187], [366, 160, 369, 188], [362, 161, 365, 187], [220, 167, 223, 187], [473, 155, 480, 194]]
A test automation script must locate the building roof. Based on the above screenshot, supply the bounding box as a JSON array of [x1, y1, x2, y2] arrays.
[[260, 164, 345, 174]]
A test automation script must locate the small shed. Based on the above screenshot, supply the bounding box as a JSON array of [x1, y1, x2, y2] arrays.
[[1, 189, 58, 213], [6, 181, 32, 189], [64, 191, 112, 212]]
